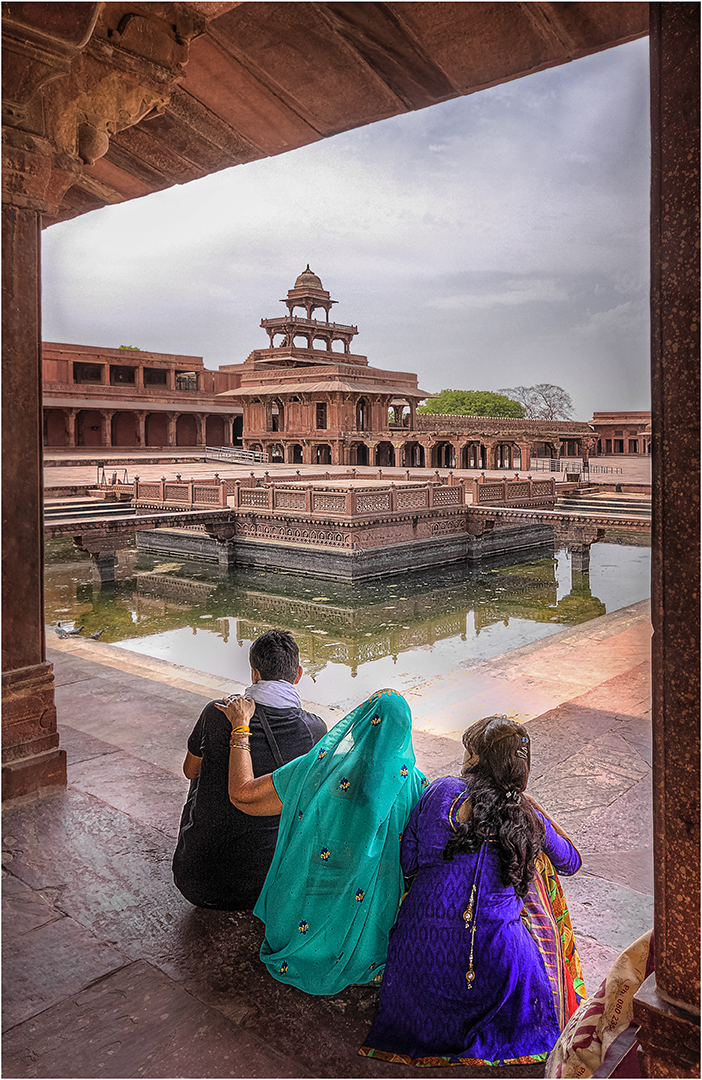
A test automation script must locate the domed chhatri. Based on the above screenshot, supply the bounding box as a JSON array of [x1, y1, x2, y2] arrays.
[[294, 264, 324, 291]]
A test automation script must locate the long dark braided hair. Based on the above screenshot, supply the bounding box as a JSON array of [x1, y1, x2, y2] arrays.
[[443, 715, 545, 897]]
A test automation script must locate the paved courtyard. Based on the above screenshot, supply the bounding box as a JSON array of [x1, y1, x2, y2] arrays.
[[2, 599, 653, 1078]]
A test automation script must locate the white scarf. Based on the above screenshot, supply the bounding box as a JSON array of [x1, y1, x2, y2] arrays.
[[244, 680, 301, 710]]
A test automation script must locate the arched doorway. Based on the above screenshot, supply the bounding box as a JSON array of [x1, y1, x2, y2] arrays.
[[496, 443, 519, 469], [233, 415, 243, 446], [76, 410, 103, 447], [402, 442, 424, 467], [432, 442, 454, 468], [269, 443, 284, 463], [43, 410, 67, 446], [356, 398, 368, 431], [146, 413, 168, 446], [206, 415, 225, 445], [350, 442, 368, 465], [270, 398, 284, 432], [462, 443, 485, 469], [314, 444, 331, 465], [288, 444, 303, 464], [375, 442, 395, 467], [111, 411, 138, 447], [176, 414, 198, 446]]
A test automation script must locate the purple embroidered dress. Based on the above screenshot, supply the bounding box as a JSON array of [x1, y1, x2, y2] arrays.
[[361, 776, 582, 1067]]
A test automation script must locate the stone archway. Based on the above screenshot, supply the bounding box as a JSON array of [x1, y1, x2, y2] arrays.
[[431, 442, 454, 469], [349, 441, 369, 465], [43, 409, 68, 447], [375, 441, 395, 467], [176, 414, 198, 446], [111, 411, 138, 447], [288, 444, 303, 464], [314, 444, 332, 465], [145, 413, 168, 446], [76, 410, 103, 447], [206, 415, 225, 446], [402, 442, 424, 467]]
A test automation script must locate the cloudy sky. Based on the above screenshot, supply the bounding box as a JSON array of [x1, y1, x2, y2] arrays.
[[42, 36, 650, 421]]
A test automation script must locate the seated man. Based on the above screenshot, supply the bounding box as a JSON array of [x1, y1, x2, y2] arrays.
[[172, 628, 326, 910]]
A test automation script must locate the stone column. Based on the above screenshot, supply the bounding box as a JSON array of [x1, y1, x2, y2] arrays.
[[2, 194, 67, 800], [168, 413, 178, 447], [633, 7, 700, 1076], [137, 411, 146, 448], [102, 410, 114, 448], [67, 408, 78, 448], [195, 414, 206, 447]]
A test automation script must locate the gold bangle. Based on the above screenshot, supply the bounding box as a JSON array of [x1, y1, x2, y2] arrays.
[[229, 741, 251, 752], [230, 725, 251, 734]]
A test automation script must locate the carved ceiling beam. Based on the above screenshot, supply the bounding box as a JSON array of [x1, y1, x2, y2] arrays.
[[3, 2, 208, 215]]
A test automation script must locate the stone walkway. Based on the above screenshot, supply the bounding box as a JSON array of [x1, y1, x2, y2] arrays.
[[2, 603, 653, 1078]]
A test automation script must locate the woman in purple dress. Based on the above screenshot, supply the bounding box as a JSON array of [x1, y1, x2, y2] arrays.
[[360, 715, 583, 1068]]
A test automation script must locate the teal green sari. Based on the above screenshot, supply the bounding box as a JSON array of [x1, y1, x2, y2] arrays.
[[253, 689, 427, 995]]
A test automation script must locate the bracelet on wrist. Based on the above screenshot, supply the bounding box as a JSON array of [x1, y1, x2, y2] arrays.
[[230, 725, 251, 734], [229, 741, 252, 752]]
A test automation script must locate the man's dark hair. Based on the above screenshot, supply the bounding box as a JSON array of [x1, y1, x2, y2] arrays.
[[249, 629, 300, 683]]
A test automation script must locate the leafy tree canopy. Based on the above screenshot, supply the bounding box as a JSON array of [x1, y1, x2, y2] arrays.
[[498, 384, 574, 420], [417, 389, 525, 418], [118, 344, 140, 351]]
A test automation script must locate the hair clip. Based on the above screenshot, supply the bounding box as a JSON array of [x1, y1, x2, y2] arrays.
[[516, 747, 528, 760], [504, 789, 521, 802]]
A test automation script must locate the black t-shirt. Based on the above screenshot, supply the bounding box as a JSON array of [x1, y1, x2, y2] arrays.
[[172, 699, 326, 910]]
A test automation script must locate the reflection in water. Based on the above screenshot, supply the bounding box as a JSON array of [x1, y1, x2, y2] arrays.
[[45, 537, 649, 709]]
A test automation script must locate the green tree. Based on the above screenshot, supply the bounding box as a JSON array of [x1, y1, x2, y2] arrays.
[[417, 389, 525, 418], [119, 344, 140, 351]]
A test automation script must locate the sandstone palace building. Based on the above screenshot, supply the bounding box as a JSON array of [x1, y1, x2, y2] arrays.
[[42, 267, 597, 470]]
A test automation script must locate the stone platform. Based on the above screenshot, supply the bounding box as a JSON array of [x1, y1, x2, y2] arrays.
[[2, 602, 653, 1078], [136, 522, 555, 579]]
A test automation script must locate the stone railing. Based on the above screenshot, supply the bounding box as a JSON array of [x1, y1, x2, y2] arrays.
[[232, 480, 472, 516], [132, 475, 228, 509], [120, 471, 555, 514], [476, 478, 556, 505]]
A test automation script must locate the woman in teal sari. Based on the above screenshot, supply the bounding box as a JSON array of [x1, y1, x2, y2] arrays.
[[217, 688, 427, 995]]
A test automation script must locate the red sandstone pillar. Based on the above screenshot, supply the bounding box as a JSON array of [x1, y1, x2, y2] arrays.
[[103, 410, 114, 448], [633, 7, 700, 1076], [2, 195, 65, 799], [137, 412, 146, 448], [168, 413, 178, 447], [67, 408, 77, 448]]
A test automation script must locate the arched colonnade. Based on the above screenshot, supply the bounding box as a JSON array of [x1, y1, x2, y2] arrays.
[[43, 408, 243, 449]]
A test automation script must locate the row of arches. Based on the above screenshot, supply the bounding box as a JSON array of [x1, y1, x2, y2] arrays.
[[43, 408, 243, 448], [244, 439, 544, 469]]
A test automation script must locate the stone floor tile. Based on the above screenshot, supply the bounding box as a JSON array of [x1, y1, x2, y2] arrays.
[[69, 750, 188, 839], [2, 871, 60, 937], [573, 774, 653, 853], [2, 959, 308, 1079], [563, 874, 654, 955], [59, 724, 122, 767], [574, 936, 621, 993], [580, 849, 654, 895], [2, 905, 127, 1031]]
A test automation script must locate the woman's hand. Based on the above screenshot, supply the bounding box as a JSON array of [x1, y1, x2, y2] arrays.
[[214, 695, 256, 727]]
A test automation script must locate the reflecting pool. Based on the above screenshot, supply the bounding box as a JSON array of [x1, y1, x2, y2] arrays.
[[45, 533, 650, 711]]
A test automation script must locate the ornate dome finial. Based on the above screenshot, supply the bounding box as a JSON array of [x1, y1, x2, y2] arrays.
[[294, 265, 324, 290]]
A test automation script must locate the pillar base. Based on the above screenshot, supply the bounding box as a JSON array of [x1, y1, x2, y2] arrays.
[[2, 748, 67, 802], [633, 974, 700, 1078]]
